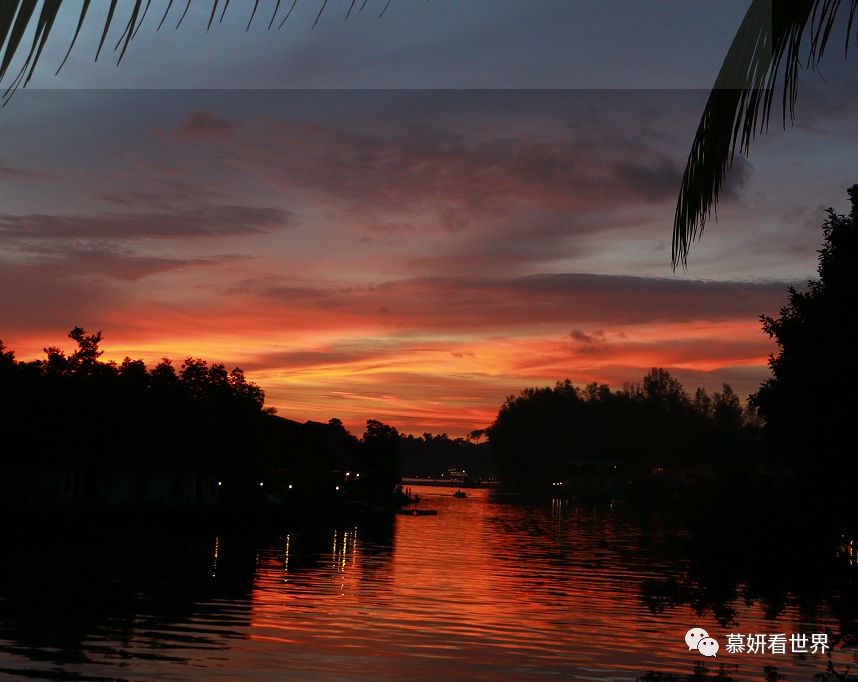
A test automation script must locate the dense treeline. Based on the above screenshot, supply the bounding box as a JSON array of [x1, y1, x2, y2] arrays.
[[489, 186, 858, 489], [329, 417, 402, 500], [0, 327, 272, 475], [0, 328, 401, 507], [6, 182, 853, 500], [488, 370, 759, 486], [398, 432, 494, 479]]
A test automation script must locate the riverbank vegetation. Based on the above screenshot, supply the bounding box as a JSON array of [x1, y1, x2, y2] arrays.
[[0, 330, 401, 512], [488, 371, 760, 488], [3, 187, 854, 510], [488, 185, 858, 498]]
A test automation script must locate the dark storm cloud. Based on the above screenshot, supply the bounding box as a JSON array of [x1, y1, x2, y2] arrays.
[[570, 329, 606, 343], [237, 121, 690, 220], [234, 272, 798, 330], [94, 177, 229, 208], [610, 156, 682, 201], [38, 247, 237, 281], [611, 153, 752, 205]]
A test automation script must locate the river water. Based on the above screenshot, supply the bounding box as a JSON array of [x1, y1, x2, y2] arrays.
[[0, 485, 853, 680]]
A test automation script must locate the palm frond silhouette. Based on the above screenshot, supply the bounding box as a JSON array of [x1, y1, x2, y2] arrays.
[[5, 1, 853, 271], [674, 0, 858, 268], [0, 0, 392, 104]]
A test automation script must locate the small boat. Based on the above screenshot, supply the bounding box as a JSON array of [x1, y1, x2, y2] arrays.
[[396, 508, 438, 516], [453, 490, 467, 498]]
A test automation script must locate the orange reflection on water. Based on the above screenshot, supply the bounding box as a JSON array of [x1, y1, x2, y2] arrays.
[[243, 487, 847, 680]]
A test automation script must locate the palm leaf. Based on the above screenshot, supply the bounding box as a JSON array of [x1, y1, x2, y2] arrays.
[[0, 0, 392, 104], [674, 0, 858, 268]]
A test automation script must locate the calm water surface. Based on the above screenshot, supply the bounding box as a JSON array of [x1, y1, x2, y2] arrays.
[[0, 486, 853, 680]]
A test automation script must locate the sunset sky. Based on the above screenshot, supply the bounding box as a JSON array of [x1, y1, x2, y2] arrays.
[[2, 0, 858, 435]]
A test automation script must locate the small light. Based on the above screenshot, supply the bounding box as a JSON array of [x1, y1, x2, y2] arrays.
[[217, 481, 222, 486], [355, 473, 360, 478], [345, 471, 350, 477], [259, 482, 264, 487], [335, 486, 340, 491], [288, 484, 293, 490]]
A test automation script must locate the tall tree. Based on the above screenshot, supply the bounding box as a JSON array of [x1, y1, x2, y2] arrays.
[[362, 419, 401, 495], [750, 185, 858, 464]]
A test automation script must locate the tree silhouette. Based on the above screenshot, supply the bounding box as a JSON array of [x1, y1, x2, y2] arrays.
[[674, 0, 858, 267], [488, 370, 758, 486], [69, 326, 104, 367], [642, 367, 689, 411], [750, 185, 858, 468], [712, 383, 743, 432], [0, 327, 404, 508], [4, 1, 851, 270], [362, 418, 400, 495]]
